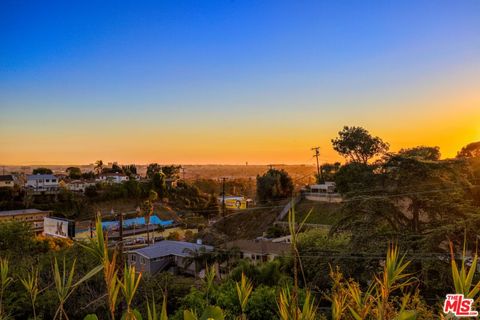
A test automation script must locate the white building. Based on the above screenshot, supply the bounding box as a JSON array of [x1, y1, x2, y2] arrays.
[[96, 172, 129, 184], [222, 240, 290, 264], [66, 180, 96, 193], [26, 174, 59, 192], [303, 182, 342, 203]]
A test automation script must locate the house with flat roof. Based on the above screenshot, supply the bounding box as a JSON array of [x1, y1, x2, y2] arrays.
[[0, 209, 51, 234], [0, 175, 15, 188], [223, 239, 290, 264], [66, 180, 96, 193], [26, 174, 59, 193], [127, 240, 214, 276], [96, 172, 129, 184], [302, 182, 342, 203]]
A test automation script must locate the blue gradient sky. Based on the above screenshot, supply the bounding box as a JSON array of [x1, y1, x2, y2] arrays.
[[1, 0, 480, 165]]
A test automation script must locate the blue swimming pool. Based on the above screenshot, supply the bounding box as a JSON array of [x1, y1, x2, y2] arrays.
[[101, 215, 173, 230]]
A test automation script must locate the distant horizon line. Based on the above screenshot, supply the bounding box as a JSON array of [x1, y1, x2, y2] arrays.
[[0, 163, 317, 167]]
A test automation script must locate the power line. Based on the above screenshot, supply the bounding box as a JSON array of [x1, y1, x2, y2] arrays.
[[78, 182, 480, 222]]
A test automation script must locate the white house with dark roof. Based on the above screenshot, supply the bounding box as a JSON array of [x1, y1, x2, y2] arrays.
[[303, 182, 342, 203], [127, 240, 214, 276], [222, 239, 290, 264], [26, 174, 59, 192], [66, 180, 96, 193], [96, 172, 129, 184], [0, 175, 15, 188]]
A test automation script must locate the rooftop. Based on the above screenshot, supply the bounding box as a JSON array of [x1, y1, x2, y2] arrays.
[[99, 172, 127, 177], [0, 208, 50, 217], [0, 175, 14, 182], [131, 240, 214, 259], [27, 174, 57, 180]]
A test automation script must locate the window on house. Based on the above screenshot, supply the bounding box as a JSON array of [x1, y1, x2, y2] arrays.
[[46, 179, 50, 182], [131, 255, 136, 262], [52, 179, 57, 182], [140, 257, 146, 264]]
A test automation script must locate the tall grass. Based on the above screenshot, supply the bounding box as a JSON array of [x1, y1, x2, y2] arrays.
[[0, 258, 13, 318], [327, 244, 417, 320], [120, 264, 142, 320], [19, 267, 41, 320], [449, 241, 480, 301], [52, 257, 102, 320], [282, 202, 318, 320], [236, 273, 253, 320]]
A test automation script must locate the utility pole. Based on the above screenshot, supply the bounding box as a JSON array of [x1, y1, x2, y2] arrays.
[[118, 212, 124, 267], [312, 147, 321, 182], [90, 219, 93, 238], [221, 177, 227, 227]]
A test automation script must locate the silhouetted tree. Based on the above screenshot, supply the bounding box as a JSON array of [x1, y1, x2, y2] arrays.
[[457, 141, 480, 158], [332, 126, 389, 164], [32, 168, 52, 175], [151, 172, 166, 197], [398, 146, 441, 161], [146, 163, 162, 179], [317, 162, 341, 183], [162, 165, 181, 179], [66, 167, 82, 179], [94, 160, 103, 175], [256, 169, 293, 202], [121, 164, 137, 177]]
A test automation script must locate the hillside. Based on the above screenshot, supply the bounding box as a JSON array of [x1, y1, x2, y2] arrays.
[[287, 199, 343, 225], [202, 200, 289, 244]]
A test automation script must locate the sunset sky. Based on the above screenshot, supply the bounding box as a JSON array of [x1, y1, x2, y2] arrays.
[[1, 0, 479, 165]]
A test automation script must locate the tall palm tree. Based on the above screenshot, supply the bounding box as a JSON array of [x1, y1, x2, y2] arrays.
[[94, 160, 104, 176], [141, 190, 158, 244]]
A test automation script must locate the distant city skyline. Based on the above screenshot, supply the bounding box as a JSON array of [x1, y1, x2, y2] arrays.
[[1, 0, 479, 165]]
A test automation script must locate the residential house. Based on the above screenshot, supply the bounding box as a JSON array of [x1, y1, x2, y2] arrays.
[[96, 172, 129, 184], [270, 235, 292, 244], [302, 182, 342, 203], [127, 240, 214, 276], [0, 175, 15, 188], [223, 239, 290, 264], [66, 180, 96, 193], [26, 174, 59, 193], [0, 209, 51, 234]]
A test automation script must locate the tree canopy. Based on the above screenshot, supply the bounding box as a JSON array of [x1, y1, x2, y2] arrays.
[[457, 141, 480, 158], [332, 152, 480, 253], [398, 146, 441, 161], [32, 167, 53, 175], [146, 163, 162, 179], [256, 169, 294, 202], [66, 167, 82, 179], [331, 126, 389, 164]]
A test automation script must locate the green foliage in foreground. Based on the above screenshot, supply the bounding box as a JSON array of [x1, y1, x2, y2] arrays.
[[2, 203, 480, 319]]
